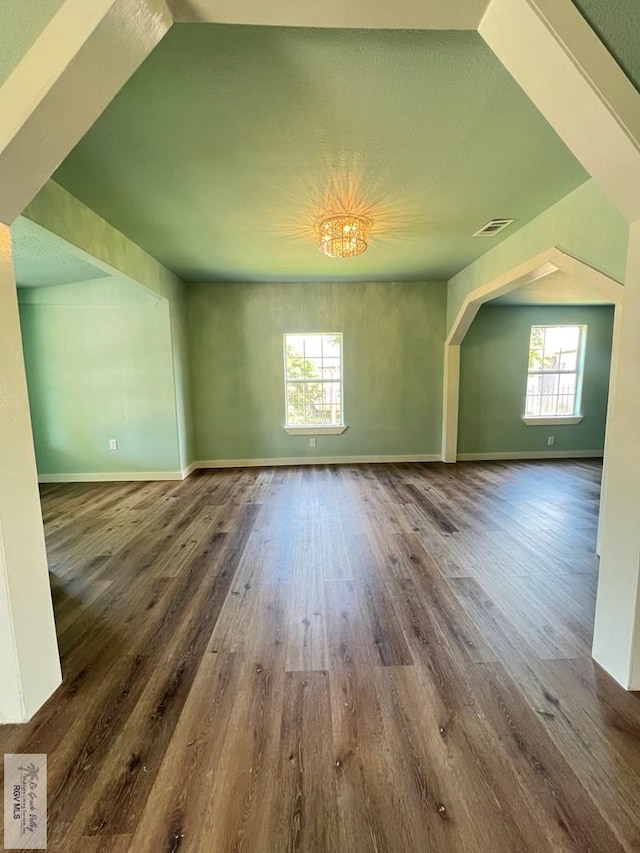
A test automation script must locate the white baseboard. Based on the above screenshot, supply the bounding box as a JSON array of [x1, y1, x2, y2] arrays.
[[194, 454, 441, 469], [38, 470, 184, 483], [181, 461, 198, 479], [37, 451, 601, 482], [456, 450, 603, 461]]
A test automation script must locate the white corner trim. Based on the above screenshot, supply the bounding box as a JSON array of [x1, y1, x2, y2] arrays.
[[442, 344, 461, 463], [181, 461, 198, 479], [456, 450, 603, 461], [0, 0, 173, 224], [479, 0, 640, 223], [522, 416, 583, 426], [169, 0, 488, 29], [193, 454, 441, 469], [283, 425, 347, 436], [38, 470, 184, 483], [447, 247, 624, 348], [446, 250, 561, 347]]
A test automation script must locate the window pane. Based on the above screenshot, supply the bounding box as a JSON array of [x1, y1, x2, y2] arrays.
[[323, 335, 341, 357], [545, 326, 579, 354], [322, 357, 340, 379], [530, 327, 545, 350], [558, 374, 576, 395], [529, 349, 544, 372], [527, 375, 542, 396], [558, 349, 577, 371], [541, 374, 559, 396], [557, 374, 576, 414], [540, 395, 557, 415], [286, 383, 305, 424], [304, 357, 322, 379], [285, 339, 305, 380], [304, 336, 322, 357], [286, 336, 305, 358], [525, 395, 541, 416]]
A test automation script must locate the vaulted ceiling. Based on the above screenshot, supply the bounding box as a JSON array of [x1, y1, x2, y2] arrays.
[[10, 2, 640, 289], [51, 24, 588, 283]]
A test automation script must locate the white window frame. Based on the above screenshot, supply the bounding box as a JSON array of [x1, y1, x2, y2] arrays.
[[282, 333, 347, 435], [522, 324, 586, 426]]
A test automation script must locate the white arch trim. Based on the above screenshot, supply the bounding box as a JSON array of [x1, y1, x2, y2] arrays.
[[167, 0, 489, 28], [442, 247, 624, 463]]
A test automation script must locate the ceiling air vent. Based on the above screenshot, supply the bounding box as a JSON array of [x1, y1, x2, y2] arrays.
[[472, 218, 514, 237]]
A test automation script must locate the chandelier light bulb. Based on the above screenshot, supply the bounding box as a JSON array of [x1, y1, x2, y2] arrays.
[[318, 214, 368, 258]]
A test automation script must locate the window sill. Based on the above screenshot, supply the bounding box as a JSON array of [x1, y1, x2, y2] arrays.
[[283, 425, 347, 436], [522, 416, 583, 426]]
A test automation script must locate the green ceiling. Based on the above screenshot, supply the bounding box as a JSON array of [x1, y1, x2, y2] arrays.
[[11, 218, 106, 288], [53, 24, 589, 283]]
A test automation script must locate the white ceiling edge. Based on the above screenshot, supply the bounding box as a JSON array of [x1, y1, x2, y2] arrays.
[[0, 0, 172, 225], [491, 269, 613, 305], [168, 0, 490, 29]]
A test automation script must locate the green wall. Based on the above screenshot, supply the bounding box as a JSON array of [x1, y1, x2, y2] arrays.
[[19, 278, 182, 475], [187, 281, 447, 461], [458, 304, 615, 455], [22, 181, 194, 468]]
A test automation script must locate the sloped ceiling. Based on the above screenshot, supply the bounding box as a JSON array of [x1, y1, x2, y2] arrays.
[[52, 24, 588, 283], [492, 270, 612, 306], [11, 218, 106, 288]]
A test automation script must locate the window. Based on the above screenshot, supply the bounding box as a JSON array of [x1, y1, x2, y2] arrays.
[[524, 325, 586, 419], [284, 333, 343, 429]]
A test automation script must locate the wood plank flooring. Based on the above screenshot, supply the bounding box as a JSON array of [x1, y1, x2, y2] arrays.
[[2, 460, 640, 851]]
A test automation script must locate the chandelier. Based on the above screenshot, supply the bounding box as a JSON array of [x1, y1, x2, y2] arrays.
[[318, 214, 368, 258]]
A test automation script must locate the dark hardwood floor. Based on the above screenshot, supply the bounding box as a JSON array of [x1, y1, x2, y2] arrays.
[[2, 460, 640, 852]]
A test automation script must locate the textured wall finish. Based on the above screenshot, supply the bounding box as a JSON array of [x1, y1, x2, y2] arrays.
[[19, 279, 181, 476], [11, 217, 106, 288], [458, 303, 614, 455], [23, 181, 180, 300], [188, 281, 446, 461], [21, 181, 194, 468]]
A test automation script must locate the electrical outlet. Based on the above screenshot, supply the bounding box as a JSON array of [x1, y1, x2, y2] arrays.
[[109, 438, 118, 451], [309, 438, 317, 448], [547, 435, 555, 446]]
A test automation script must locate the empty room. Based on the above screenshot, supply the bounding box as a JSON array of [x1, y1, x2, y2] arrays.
[[2, 2, 640, 852]]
